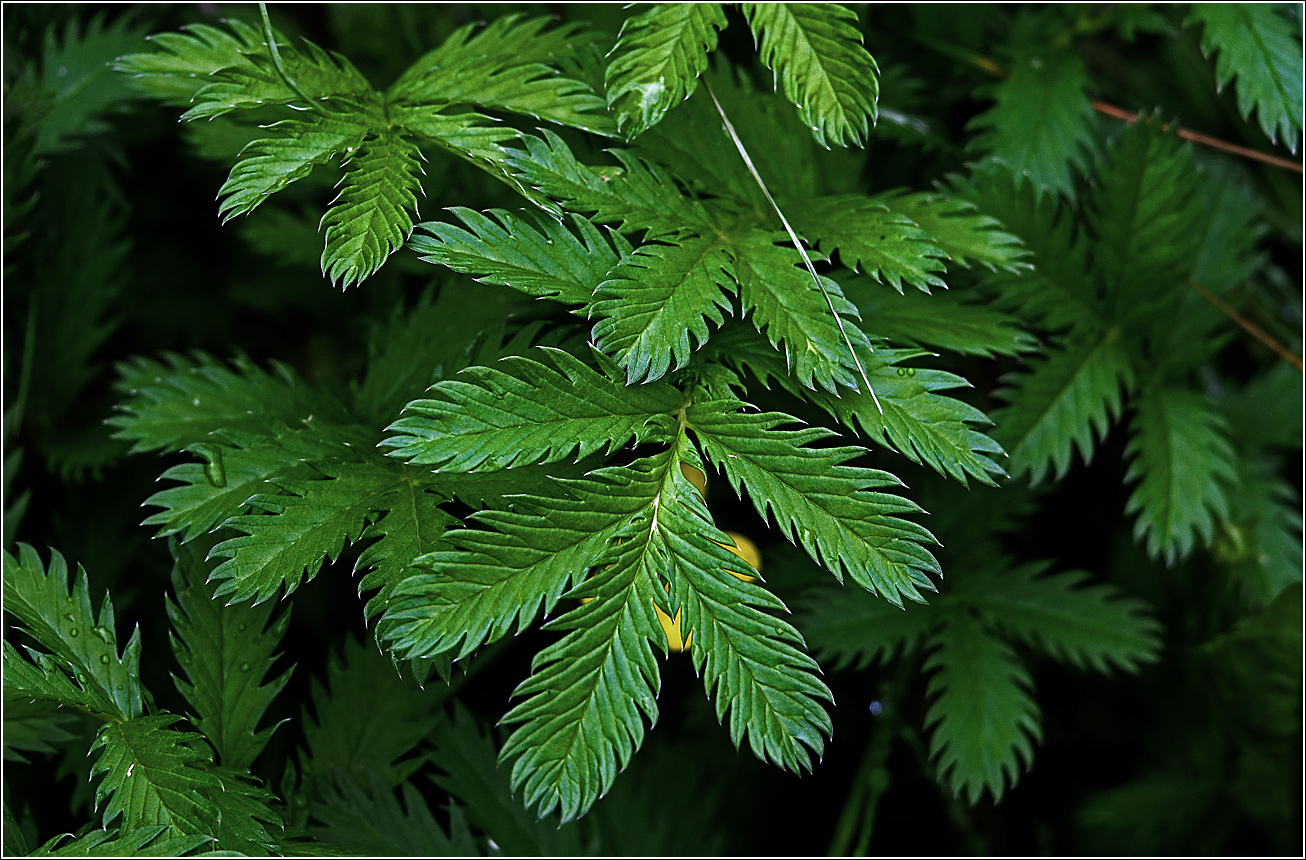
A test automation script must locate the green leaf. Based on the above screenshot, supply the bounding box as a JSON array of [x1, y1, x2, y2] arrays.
[[732, 230, 872, 393], [4, 695, 80, 763], [109, 352, 316, 454], [507, 129, 716, 237], [429, 705, 587, 855], [89, 715, 220, 833], [217, 114, 369, 222], [382, 347, 682, 471], [166, 540, 293, 771], [797, 582, 930, 671], [497, 454, 671, 822], [31, 826, 212, 857], [410, 208, 627, 306], [605, 3, 728, 136], [996, 335, 1135, 483], [806, 348, 1008, 486], [741, 3, 880, 148], [355, 473, 456, 627], [1188, 3, 1304, 152], [591, 234, 737, 381], [967, 563, 1162, 673], [1086, 120, 1201, 309], [968, 51, 1095, 197], [3, 545, 148, 721], [299, 635, 444, 789], [387, 14, 610, 134], [308, 771, 479, 857], [688, 399, 939, 607], [876, 189, 1031, 274], [1125, 386, 1239, 565], [665, 450, 834, 771], [843, 277, 1038, 357], [792, 195, 947, 293], [924, 610, 1040, 804], [209, 460, 400, 605], [320, 129, 424, 288]]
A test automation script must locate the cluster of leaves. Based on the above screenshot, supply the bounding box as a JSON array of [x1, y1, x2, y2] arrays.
[[4, 2, 1301, 855]]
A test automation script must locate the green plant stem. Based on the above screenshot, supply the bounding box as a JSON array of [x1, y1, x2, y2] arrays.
[[259, 3, 330, 117], [826, 659, 915, 856]]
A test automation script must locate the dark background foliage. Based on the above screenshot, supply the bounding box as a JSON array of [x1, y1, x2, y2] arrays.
[[4, 3, 1301, 855]]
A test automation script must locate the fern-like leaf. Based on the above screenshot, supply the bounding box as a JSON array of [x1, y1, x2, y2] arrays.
[[387, 14, 610, 134], [209, 461, 399, 604], [741, 3, 880, 148], [3, 545, 148, 721], [843, 279, 1038, 357], [665, 452, 834, 769], [996, 335, 1135, 483], [31, 826, 212, 857], [1187, 3, 1304, 152], [320, 130, 424, 288], [409, 208, 627, 306], [876, 189, 1031, 274], [924, 610, 1040, 804], [732, 230, 872, 393], [382, 347, 682, 471], [968, 563, 1162, 673], [968, 51, 1095, 197], [591, 235, 737, 382], [792, 195, 947, 293], [688, 399, 939, 606], [217, 114, 369, 222], [308, 772, 478, 857], [89, 715, 220, 833], [1125, 386, 1239, 565], [605, 3, 728, 137], [166, 540, 293, 771], [796, 583, 930, 671], [355, 473, 455, 627]]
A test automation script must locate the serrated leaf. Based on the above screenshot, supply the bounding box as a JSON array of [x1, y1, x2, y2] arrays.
[[843, 277, 1038, 357], [605, 3, 728, 136], [409, 208, 626, 306], [968, 51, 1095, 197], [355, 473, 456, 627], [166, 540, 293, 771], [796, 583, 930, 671], [31, 826, 212, 857], [89, 715, 219, 833], [591, 234, 737, 382], [1125, 386, 1239, 565], [876, 189, 1031, 274], [664, 451, 833, 771], [742, 3, 880, 148], [388, 14, 610, 134], [218, 114, 369, 222], [924, 610, 1040, 804], [498, 456, 672, 822], [382, 346, 682, 471], [1188, 3, 1304, 152], [209, 461, 400, 605], [792, 196, 947, 293], [320, 129, 424, 288], [996, 335, 1135, 483], [4, 695, 80, 763], [308, 771, 479, 857], [3, 545, 148, 721], [732, 230, 872, 393], [429, 705, 586, 855], [300, 636, 444, 790], [967, 563, 1162, 673], [688, 399, 939, 607], [109, 352, 316, 454], [507, 130, 716, 238]]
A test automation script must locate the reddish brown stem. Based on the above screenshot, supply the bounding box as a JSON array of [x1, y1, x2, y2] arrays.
[[1092, 101, 1304, 174], [1187, 278, 1304, 372]]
